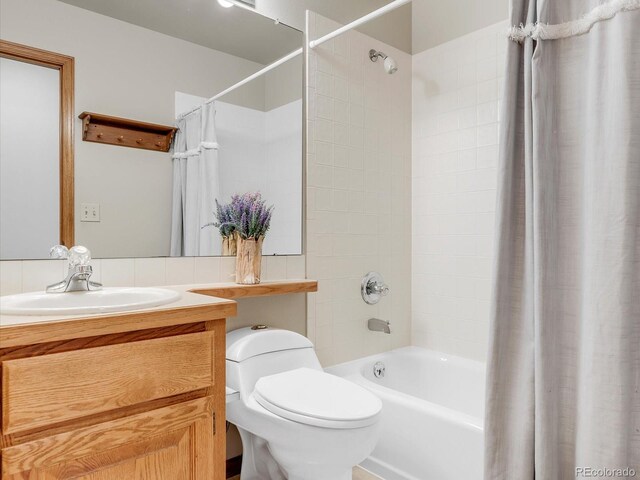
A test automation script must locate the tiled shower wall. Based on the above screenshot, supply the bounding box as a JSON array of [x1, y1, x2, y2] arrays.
[[411, 21, 508, 362], [305, 12, 412, 367]]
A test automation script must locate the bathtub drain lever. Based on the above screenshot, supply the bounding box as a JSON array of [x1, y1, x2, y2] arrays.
[[373, 361, 386, 378]]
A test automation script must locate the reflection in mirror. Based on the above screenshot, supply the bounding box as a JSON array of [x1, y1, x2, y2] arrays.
[[0, 0, 303, 260], [0, 39, 75, 260], [174, 55, 302, 257], [0, 58, 59, 259]]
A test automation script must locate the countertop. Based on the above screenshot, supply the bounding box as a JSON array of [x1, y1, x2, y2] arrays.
[[0, 283, 237, 348], [0, 280, 316, 349]]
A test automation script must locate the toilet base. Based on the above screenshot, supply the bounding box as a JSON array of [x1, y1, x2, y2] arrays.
[[237, 428, 286, 480], [236, 425, 356, 480]]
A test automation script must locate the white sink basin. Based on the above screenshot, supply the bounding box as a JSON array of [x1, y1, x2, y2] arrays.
[[0, 287, 181, 316]]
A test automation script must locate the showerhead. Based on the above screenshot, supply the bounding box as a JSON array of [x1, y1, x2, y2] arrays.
[[383, 56, 398, 74], [369, 49, 398, 74]]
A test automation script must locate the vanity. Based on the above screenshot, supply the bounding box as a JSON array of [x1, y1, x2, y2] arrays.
[[0, 289, 235, 479]]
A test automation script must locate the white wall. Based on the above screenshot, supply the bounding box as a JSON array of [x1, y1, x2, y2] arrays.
[[0, 0, 267, 258], [306, 12, 412, 367], [411, 21, 507, 362], [0, 58, 60, 259]]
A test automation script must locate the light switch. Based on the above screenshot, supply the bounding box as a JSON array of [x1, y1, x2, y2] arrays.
[[81, 203, 100, 222]]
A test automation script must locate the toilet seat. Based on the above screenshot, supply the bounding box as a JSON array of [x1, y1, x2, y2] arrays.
[[253, 368, 382, 429]]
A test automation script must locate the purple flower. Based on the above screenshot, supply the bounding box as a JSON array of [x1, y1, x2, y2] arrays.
[[205, 192, 274, 240]]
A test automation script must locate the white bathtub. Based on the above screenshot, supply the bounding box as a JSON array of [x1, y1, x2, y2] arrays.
[[326, 346, 485, 480]]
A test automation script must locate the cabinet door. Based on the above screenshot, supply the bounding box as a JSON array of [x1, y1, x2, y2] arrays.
[[2, 397, 217, 480]]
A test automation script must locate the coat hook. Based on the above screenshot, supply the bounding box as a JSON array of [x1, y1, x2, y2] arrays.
[[136, 138, 143, 144], [117, 135, 124, 142], [97, 132, 103, 138]]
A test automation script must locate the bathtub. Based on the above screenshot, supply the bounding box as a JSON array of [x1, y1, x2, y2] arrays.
[[326, 346, 485, 480]]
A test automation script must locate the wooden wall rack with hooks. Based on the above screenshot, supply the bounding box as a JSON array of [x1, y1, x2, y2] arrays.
[[79, 112, 177, 152]]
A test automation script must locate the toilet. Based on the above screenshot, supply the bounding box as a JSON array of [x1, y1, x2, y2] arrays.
[[226, 326, 382, 480]]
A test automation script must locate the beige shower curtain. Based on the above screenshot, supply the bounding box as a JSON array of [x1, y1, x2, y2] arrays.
[[485, 1, 640, 479]]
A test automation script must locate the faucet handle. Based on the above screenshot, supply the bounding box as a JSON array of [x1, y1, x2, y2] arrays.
[[370, 282, 389, 296], [68, 246, 92, 267], [361, 272, 390, 305], [49, 245, 69, 259]]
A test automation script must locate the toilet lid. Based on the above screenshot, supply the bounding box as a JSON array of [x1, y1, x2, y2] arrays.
[[253, 368, 382, 429]]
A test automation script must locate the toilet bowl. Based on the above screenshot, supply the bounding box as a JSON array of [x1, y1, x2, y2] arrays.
[[226, 327, 382, 480]]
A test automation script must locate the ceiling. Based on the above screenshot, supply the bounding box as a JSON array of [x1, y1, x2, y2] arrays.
[[411, 0, 508, 53], [253, 0, 413, 53], [58, 0, 303, 65], [58, 0, 508, 61], [254, 0, 507, 53]]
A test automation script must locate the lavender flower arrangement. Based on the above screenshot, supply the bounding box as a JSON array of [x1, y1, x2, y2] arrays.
[[204, 192, 273, 240], [210, 200, 236, 238], [229, 192, 273, 240]]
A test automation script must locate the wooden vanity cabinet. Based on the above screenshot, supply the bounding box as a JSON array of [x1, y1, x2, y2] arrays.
[[0, 317, 228, 480]]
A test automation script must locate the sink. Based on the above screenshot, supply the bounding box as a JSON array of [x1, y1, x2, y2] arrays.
[[0, 287, 181, 316]]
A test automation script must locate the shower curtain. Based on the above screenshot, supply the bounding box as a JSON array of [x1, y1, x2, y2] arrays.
[[170, 102, 221, 256], [485, 1, 640, 479]]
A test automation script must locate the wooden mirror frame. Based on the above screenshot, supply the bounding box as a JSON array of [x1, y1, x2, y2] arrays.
[[0, 40, 75, 248]]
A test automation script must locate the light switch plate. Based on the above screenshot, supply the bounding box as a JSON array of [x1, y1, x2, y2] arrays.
[[80, 203, 100, 222]]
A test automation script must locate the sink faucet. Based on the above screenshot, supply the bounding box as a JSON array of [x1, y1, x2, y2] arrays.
[[368, 318, 391, 334], [46, 245, 102, 293]]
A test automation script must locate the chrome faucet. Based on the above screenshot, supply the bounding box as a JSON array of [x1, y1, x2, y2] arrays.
[[368, 318, 391, 334], [361, 272, 390, 305], [46, 245, 102, 293]]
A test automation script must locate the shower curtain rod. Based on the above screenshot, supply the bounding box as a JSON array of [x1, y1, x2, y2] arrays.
[[178, 0, 410, 120], [177, 47, 303, 120], [308, 0, 412, 49]]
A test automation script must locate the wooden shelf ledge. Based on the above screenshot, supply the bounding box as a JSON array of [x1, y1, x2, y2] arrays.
[[190, 280, 317, 300], [79, 112, 177, 152]]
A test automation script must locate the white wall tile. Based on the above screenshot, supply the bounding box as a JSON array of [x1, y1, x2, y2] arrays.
[[134, 258, 166, 287], [101, 259, 135, 287], [166, 257, 195, 285], [0, 261, 22, 296], [286, 256, 306, 279], [220, 257, 236, 283], [22, 260, 66, 293], [2, 255, 306, 293], [265, 256, 287, 281], [306, 12, 412, 367], [192, 257, 220, 283], [412, 20, 507, 363]]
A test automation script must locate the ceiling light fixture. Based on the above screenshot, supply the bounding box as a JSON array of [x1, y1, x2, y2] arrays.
[[217, 0, 235, 8]]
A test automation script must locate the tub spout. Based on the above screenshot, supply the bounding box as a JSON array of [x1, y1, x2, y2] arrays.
[[368, 318, 391, 334]]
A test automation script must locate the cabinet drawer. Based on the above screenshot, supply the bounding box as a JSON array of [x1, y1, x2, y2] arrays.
[[1, 396, 215, 479], [2, 331, 215, 434]]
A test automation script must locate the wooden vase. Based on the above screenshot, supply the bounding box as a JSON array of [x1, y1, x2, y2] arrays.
[[235, 236, 263, 285], [221, 233, 237, 256]]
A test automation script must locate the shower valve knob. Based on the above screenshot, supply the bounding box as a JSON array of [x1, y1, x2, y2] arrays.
[[361, 272, 390, 305]]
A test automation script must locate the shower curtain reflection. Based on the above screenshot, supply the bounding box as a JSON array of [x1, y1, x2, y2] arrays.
[[170, 102, 221, 257]]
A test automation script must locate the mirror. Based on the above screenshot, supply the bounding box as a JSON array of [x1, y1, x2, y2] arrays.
[[0, 0, 303, 260]]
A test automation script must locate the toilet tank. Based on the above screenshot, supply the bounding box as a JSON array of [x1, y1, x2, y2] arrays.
[[226, 327, 322, 395]]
